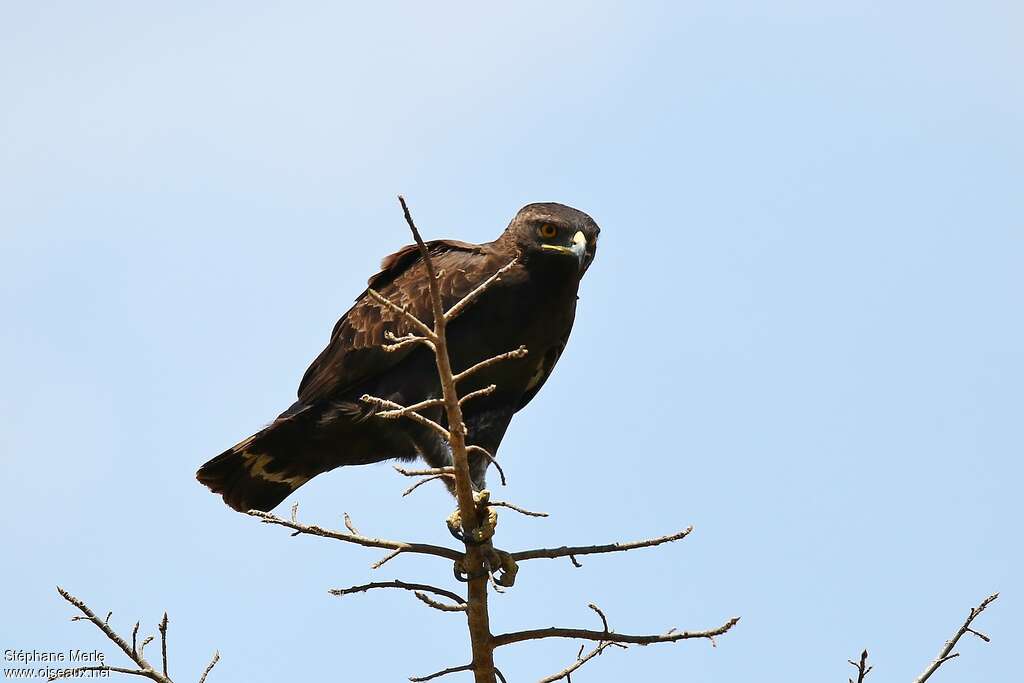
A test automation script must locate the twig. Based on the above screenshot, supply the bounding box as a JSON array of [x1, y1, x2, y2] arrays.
[[454, 346, 528, 385], [459, 384, 496, 406], [371, 549, 405, 570], [158, 612, 168, 678], [365, 288, 437, 340], [198, 652, 220, 683], [378, 397, 445, 418], [247, 510, 462, 562], [489, 501, 548, 518], [361, 394, 450, 440], [415, 591, 468, 613], [444, 259, 518, 323], [54, 587, 173, 683], [512, 526, 693, 562], [402, 473, 453, 497], [493, 616, 739, 648], [466, 445, 506, 486], [913, 593, 998, 683], [330, 580, 465, 606], [538, 641, 626, 683], [848, 650, 871, 683], [409, 663, 473, 682], [395, 465, 456, 477]]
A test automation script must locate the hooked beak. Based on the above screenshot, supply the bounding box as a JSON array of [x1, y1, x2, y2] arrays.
[[540, 230, 588, 268]]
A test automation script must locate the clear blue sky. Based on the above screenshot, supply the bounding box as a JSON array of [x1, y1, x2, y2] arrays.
[[2, 2, 1020, 681]]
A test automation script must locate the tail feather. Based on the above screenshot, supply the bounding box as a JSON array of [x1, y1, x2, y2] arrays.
[[196, 443, 303, 513]]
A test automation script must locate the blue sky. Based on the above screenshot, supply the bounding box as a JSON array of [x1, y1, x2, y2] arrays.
[[1, 2, 1020, 681]]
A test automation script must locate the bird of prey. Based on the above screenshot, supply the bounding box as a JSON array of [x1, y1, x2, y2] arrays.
[[197, 203, 600, 512]]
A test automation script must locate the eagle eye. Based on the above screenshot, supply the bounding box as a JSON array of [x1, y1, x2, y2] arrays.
[[537, 224, 558, 239]]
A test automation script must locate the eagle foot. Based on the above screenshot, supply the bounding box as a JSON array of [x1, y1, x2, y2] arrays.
[[445, 490, 497, 546], [487, 548, 519, 588], [452, 557, 489, 583]]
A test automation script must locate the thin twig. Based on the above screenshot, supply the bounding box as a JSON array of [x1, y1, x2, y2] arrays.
[[489, 501, 548, 518], [538, 641, 626, 683], [366, 288, 437, 340], [454, 346, 528, 385], [362, 394, 450, 440], [913, 593, 998, 683], [848, 650, 871, 683], [395, 465, 456, 477], [402, 473, 453, 497], [493, 615, 740, 648], [415, 591, 468, 613], [466, 445, 506, 486], [54, 587, 173, 683], [512, 527, 694, 562], [247, 510, 462, 562], [199, 652, 220, 683], [444, 259, 518, 323], [330, 580, 465, 606], [409, 663, 473, 682], [158, 612, 168, 678]]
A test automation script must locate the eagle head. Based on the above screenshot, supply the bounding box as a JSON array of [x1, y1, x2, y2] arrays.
[[503, 202, 600, 277]]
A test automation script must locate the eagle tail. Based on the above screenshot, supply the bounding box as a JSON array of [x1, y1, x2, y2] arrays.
[[197, 400, 392, 513], [196, 443, 303, 513]]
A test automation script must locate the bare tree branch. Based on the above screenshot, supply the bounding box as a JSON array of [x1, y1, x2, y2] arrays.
[[330, 580, 466, 608], [454, 346, 528, 385], [409, 663, 473, 682], [158, 612, 168, 678], [511, 526, 693, 563], [415, 591, 468, 613], [365, 288, 437, 340], [848, 649, 871, 683], [402, 473, 454, 496], [488, 500, 548, 518], [443, 259, 518, 323], [54, 587, 216, 683], [912, 593, 998, 683], [198, 653, 220, 683], [398, 195, 498, 682], [466, 445, 506, 486], [493, 615, 740, 648], [247, 509, 462, 562], [538, 641, 627, 683], [362, 394, 450, 440]]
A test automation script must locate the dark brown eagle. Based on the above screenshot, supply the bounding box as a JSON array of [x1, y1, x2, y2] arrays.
[[197, 202, 600, 512]]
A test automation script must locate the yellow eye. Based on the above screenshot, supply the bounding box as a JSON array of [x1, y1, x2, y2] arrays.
[[538, 224, 558, 239]]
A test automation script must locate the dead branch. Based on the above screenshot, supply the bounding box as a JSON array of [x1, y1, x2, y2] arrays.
[[454, 346, 528, 385], [415, 591, 469, 613], [912, 593, 998, 683], [395, 465, 456, 477], [848, 650, 871, 683], [327, 581, 464, 606], [247, 509, 462, 563], [54, 587, 218, 683], [493, 615, 740, 649], [488, 500, 548, 517], [511, 526, 693, 563], [366, 288, 437, 340], [402, 473, 453, 497], [409, 663, 473, 682], [466, 445, 507, 486], [538, 641, 626, 683], [198, 653, 220, 683], [444, 259, 518, 323], [399, 194, 498, 682], [361, 394, 450, 440]]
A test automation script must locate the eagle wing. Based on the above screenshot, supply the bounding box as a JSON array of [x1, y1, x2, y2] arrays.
[[297, 239, 493, 403]]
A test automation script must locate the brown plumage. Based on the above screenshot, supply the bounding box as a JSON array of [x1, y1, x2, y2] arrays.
[[197, 203, 600, 512]]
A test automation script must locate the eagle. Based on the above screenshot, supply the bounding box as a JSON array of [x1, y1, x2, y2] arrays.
[[197, 202, 600, 512]]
